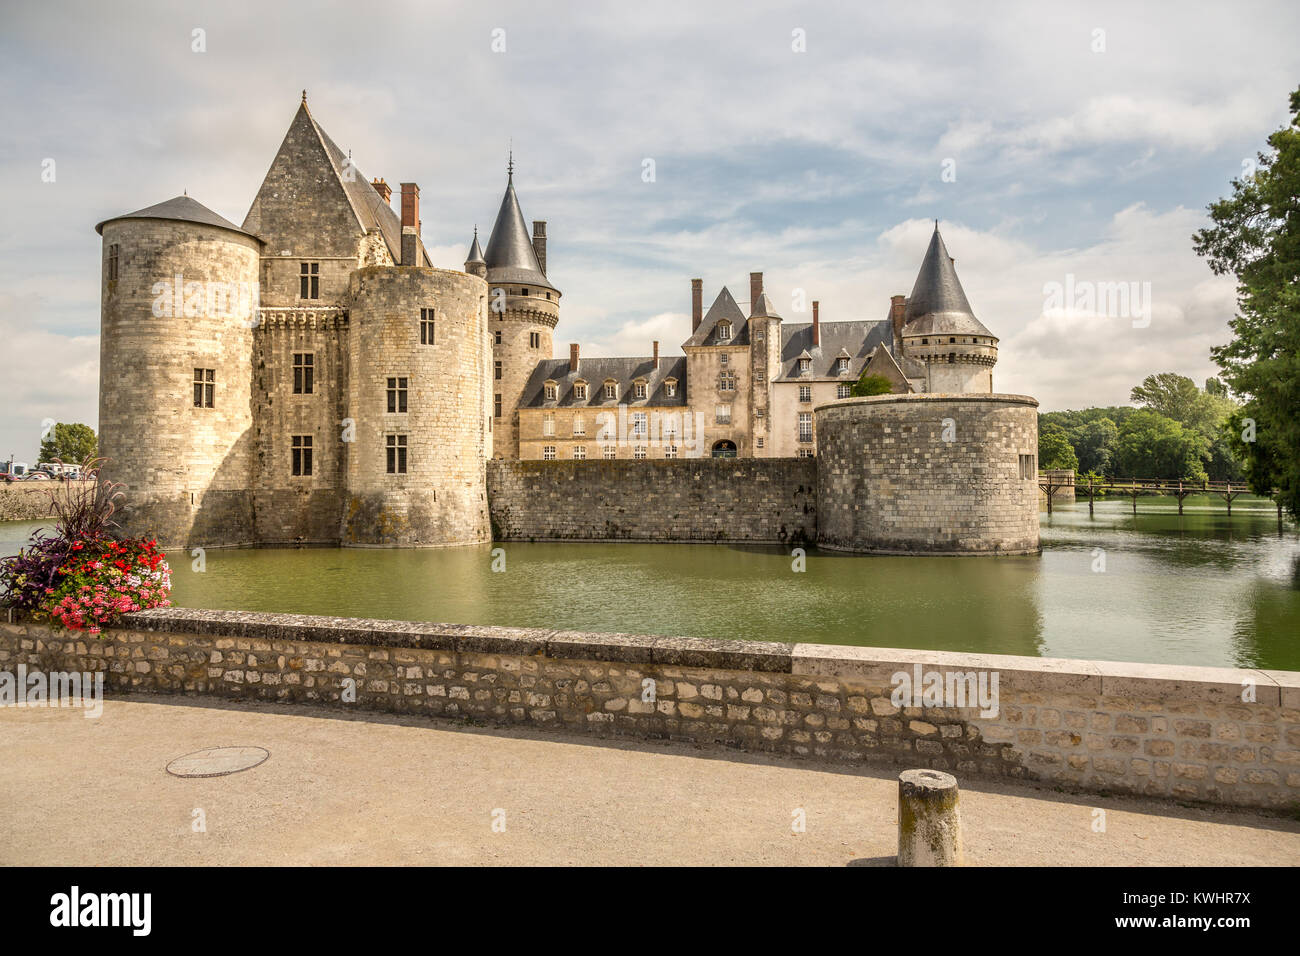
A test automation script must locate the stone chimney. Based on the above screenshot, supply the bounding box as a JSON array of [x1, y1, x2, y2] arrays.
[[569, 343, 580, 372], [890, 294, 907, 341], [653, 340, 660, 369], [749, 272, 763, 312], [371, 178, 392, 204], [812, 300, 820, 347], [691, 279, 703, 332], [400, 183, 420, 233], [532, 221, 547, 275]]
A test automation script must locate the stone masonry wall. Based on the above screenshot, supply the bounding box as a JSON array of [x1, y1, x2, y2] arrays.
[[0, 485, 60, 522], [816, 393, 1040, 554], [487, 457, 816, 544], [3, 609, 1297, 810]]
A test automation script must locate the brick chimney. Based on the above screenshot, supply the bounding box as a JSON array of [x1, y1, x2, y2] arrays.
[[890, 294, 907, 341], [569, 343, 580, 372], [691, 279, 703, 332], [371, 178, 392, 204], [653, 340, 660, 369], [400, 183, 420, 233], [812, 300, 820, 347], [749, 271, 763, 311], [532, 221, 547, 275]]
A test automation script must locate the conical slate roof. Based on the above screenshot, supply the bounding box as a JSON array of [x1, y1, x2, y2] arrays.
[[466, 227, 485, 265], [902, 223, 993, 338], [95, 195, 258, 239], [483, 171, 556, 292], [750, 291, 782, 319]]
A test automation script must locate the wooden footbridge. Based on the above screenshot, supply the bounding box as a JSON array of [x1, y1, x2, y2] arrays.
[[1038, 471, 1283, 519]]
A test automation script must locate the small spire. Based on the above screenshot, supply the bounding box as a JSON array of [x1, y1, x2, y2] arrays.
[[507, 144, 514, 183], [934, 218, 939, 232], [302, 89, 307, 104]]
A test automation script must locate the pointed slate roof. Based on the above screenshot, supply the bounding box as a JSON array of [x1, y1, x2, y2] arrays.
[[750, 291, 782, 319], [95, 195, 259, 240], [483, 170, 556, 292], [774, 319, 894, 381], [243, 99, 423, 264], [902, 223, 993, 338], [466, 227, 485, 265], [683, 287, 749, 347]]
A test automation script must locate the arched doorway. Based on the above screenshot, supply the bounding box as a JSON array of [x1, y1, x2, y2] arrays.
[[711, 440, 737, 458]]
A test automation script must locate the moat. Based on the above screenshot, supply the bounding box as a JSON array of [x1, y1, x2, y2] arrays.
[[3, 495, 1297, 670]]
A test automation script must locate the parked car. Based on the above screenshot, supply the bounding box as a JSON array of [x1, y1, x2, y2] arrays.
[[23, 471, 51, 480]]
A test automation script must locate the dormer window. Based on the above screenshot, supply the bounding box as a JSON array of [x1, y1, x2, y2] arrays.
[[574, 382, 588, 401], [837, 357, 850, 374], [544, 381, 557, 402], [634, 380, 647, 400], [717, 322, 732, 341], [604, 380, 618, 400], [798, 358, 811, 375], [664, 378, 677, 397]]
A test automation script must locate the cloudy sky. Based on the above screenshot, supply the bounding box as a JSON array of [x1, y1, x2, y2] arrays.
[[1, 0, 1297, 461]]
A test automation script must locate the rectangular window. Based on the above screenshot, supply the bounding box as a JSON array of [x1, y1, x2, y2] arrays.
[[420, 308, 435, 345], [575, 384, 588, 400], [604, 382, 617, 399], [799, 385, 812, 403], [529, 332, 541, 348], [838, 358, 850, 374], [107, 244, 119, 281], [494, 393, 502, 418], [719, 372, 735, 391], [573, 417, 585, 436], [386, 434, 408, 474], [291, 435, 313, 476], [756, 437, 765, 449], [634, 382, 647, 400], [664, 445, 677, 459], [299, 262, 319, 299], [837, 383, 851, 398], [1020, 454, 1036, 479], [495, 360, 503, 381], [632, 412, 648, 437], [798, 412, 813, 443], [718, 324, 731, 340], [193, 368, 215, 408], [755, 408, 765, 420], [543, 445, 556, 460], [543, 415, 555, 437], [633, 445, 647, 460], [715, 404, 731, 424], [720, 353, 729, 367], [387, 376, 408, 413], [573, 445, 586, 460], [665, 382, 676, 397], [494, 330, 502, 345], [603, 445, 617, 460], [797, 448, 815, 459], [293, 353, 314, 394], [755, 331, 764, 343], [544, 383, 557, 401]]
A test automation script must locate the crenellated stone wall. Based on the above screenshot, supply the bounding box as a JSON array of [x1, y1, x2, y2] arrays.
[[3, 609, 1296, 811], [486, 457, 816, 544]]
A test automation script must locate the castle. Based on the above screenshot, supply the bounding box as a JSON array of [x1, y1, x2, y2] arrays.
[[95, 96, 1031, 553]]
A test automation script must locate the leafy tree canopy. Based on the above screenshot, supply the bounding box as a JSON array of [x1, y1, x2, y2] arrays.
[[850, 372, 894, 397], [38, 423, 97, 466]]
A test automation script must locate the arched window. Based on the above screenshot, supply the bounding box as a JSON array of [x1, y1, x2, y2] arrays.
[[711, 440, 737, 459]]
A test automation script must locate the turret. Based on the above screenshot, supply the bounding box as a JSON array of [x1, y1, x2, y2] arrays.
[[465, 226, 486, 278], [899, 222, 998, 393]]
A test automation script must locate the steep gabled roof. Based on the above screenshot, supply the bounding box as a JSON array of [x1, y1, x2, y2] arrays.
[[95, 195, 259, 240], [484, 171, 556, 292], [902, 223, 992, 338], [520, 356, 687, 408], [243, 99, 424, 264], [775, 319, 894, 381], [683, 287, 749, 347]]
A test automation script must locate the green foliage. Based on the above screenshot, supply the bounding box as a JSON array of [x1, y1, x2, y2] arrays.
[[1193, 85, 1300, 520], [850, 372, 894, 397], [38, 423, 97, 465], [1111, 410, 1208, 482], [1074, 417, 1118, 475], [1037, 424, 1078, 472]]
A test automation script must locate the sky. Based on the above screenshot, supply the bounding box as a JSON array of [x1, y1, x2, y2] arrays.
[[1, 0, 1298, 462]]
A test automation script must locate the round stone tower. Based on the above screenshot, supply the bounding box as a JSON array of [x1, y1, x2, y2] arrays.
[[900, 223, 998, 394], [95, 196, 262, 547], [342, 266, 491, 547], [815, 393, 1040, 555], [482, 162, 560, 458]]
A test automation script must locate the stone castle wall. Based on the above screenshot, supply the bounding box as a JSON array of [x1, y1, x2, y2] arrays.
[[816, 394, 1040, 554], [98, 218, 262, 549], [0, 484, 60, 522], [5, 608, 1296, 811], [487, 458, 816, 544]]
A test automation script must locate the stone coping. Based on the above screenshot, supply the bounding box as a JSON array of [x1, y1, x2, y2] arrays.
[[815, 392, 1039, 412], [18, 607, 1293, 705]]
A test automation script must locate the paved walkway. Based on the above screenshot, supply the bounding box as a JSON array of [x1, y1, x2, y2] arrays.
[[2, 695, 1297, 866]]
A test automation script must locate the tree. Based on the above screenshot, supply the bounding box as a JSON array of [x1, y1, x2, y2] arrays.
[[1111, 410, 1207, 482], [38, 423, 97, 465], [1192, 85, 1300, 521], [850, 372, 894, 397], [1130, 373, 1204, 426], [1038, 424, 1078, 472], [1075, 417, 1118, 475]]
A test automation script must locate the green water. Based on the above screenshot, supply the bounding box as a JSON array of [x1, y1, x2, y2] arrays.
[[3, 495, 1297, 670]]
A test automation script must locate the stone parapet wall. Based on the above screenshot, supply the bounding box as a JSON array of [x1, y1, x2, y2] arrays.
[[3, 609, 1297, 811], [486, 458, 816, 544], [0, 484, 61, 522]]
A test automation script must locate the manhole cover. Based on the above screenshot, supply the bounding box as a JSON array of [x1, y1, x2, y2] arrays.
[[166, 746, 270, 778]]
